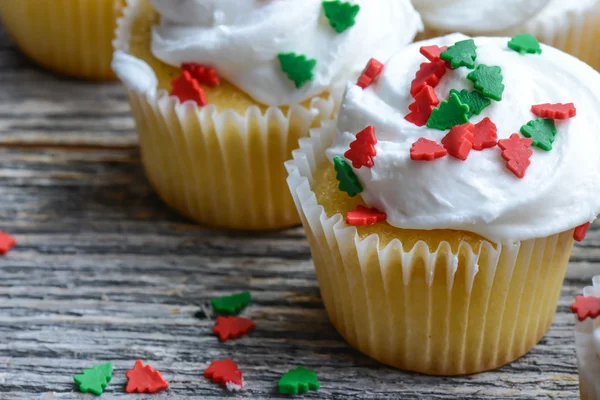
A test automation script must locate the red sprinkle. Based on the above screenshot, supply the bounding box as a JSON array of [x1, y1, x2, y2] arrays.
[[213, 316, 256, 342], [420, 45, 449, 62], [442, 123, 475, 160], [571, 295, 600, 321], [204, 360, 243, 388], [410, 60, 447, 97], [0, 232, 15, 255], [498, 134, 533, 178], [574, 222, 591, 242], [410, 138, 448, 161], [344, 126, 377, 169], [125, 360, 169, 394], [171, 71, 207, 106], [405, 85, 439, 127], [472, 117, 498, 150], [357, 58, 384, 89], [182, 63, 220, 88], [531, 103, 576, 120], [346, 205, 386, 226]]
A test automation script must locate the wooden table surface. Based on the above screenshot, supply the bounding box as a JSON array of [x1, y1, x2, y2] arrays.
[[0, 26, 597, 400]]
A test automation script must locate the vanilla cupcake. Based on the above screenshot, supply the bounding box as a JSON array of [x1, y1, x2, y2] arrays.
[[412, 0, 600, 70], [287, 33, 600, 375], [0, 0, 124, 80], [112, 0, 422, 230]]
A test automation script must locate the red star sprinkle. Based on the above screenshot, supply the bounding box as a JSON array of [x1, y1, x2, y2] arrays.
[[171, 70, 207, 106], [213, 316, 256, 342], [420, 45, 449, 62], [0, 232, 15, 255], [574, 222, 591, 242], [441, 122, 475, 160], [182, 63, 220, 88], [531, 103, 576, 120], [472, 117, 498, 150], [204, 360, 243, 389], [571, 295, 600, 321], [125, 360, 169, 394], [357, 58, 384, 89], [498, 134, 533, 178], [344, 126, 377, 168], [410, 138, 448, 161], [346, 205, 386, 226], [405, 85, 439, 127], [410, 60, 447, 97]]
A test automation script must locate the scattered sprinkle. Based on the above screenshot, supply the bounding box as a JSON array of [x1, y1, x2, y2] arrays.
[[405, 85, 439, 127], [440, 39, 477, 69], [333, 156, 363, 197], [357, 58, 384, 89], [441, 123, 475, 160], [420, 45, 449, 62], [278, 53, 317, 88], [410, 138, 448, 161], [508, 34, 542, 55], [73, 363, 112, 396], [531, 103, 576, 120], [450, 89, 491, 118], [520, 118, 557, 151], [344, 126, 377, 169], [498, 134, 533, 178], [125, 360, 169, 394], [278, 367, 320, 395], [0, 232, 16, 255], [204, 360, 243, 389], [171, 71, 207, 106], [182, 63, 220, 87], [571, 295, 600, 321], [213, 316, 256, 342], [472, 117, 498, 151], [322, 0, 360, 33], [467, 65, 505, 101], [211, 292, 251, 315], [426, 91, 470, 131], [574, 222, 591, 242], [346, 205, 386, 226], [410, 60, 447, 97]]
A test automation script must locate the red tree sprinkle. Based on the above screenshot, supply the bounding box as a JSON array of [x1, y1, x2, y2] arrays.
[[410, 60, 447, 97], [531, 103, 576, 120], [410, 138, 448, 161], [405, 85, 439, 127], [125, 360, 169, 394], [571, 295, 600, 321], [171, 71, 207, 106], [346, 205, 386, 226], [574, 222, 591, 242], [344, 126, 377, 168], [472, 117, 498, 150], [498, 134, 533, 178], [357, 58, 384, 89], [213, 316, 256, 342], [442, 122, 475, 160], [420, 45, 449, 62], [0, 232, 16, 255], [204, 360, 243, 388], [182, 63, 220, 88]]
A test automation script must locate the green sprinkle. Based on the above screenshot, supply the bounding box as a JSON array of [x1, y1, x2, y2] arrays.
[[73, 363, 112, 396], [211, 291, 251, 315], [426, 92, 470, 131], [333, 156, 362, 197], [467, 64, 505, 101], [520, 118, 557, 151], [440, 39, 477, 69], [278, 367, 320, 395], [508, 33, 542, 55], [278, 53, 317, 88], [450, 89, 491, 118], [322, 1, 360, 33]]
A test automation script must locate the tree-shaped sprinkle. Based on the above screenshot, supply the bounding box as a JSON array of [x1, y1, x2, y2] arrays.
[[450, 89, 491, 118], [73, 362, 112, 396], [211, 291, 251, 315], [278, 53, 317, 88], [520, 118, 557, 151], [467, 65, 504, 101], [508, 34, 542, 55], [333, 156, 362, 197], [279, 367, 320, 395], [322, 1, 360, 33], [440, 39, 477, 69], [426, 91, 470, 131]]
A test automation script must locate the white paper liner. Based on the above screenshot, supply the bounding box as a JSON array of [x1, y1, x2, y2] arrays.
[[575, 276, 600, 400], [286, 120, 575, 375]]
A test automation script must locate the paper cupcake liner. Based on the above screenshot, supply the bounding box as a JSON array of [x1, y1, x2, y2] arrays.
[[575, 276, 600, 400], [114, 0, 336, 230], [0, 0, 124, 80], [286, 121, 575, 375]]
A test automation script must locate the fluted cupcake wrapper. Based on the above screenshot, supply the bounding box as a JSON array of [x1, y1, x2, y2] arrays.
[[286, 121, 575, 375], [575, 276, 600, 400], [0, 0, 124, 80]]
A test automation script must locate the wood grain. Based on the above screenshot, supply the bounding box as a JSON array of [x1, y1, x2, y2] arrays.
[[0, 24, 596, 400]]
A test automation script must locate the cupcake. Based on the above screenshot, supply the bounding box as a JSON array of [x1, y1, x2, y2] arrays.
[[0, 0, 124, 80], [112, 0, 422, 230], [412, 0, 600, 71], [573, 276, 600, 400], [286, 33, 600, 375]]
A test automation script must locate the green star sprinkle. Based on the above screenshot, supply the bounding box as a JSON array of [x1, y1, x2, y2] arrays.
[[278, 367, 320, 395], [426, 92, 470, 131], [333, 156, 362, 197], [322, 0, 360, 33], [450, 89, 491, 118], [211, 291, 251, 315], [508, 33, 542, 55], [73, 363, 112, 396], [467, 64, 505, 101], [278, 53, 317, 89], [520, 118, 557, 151], [440, 39, 477, 69]]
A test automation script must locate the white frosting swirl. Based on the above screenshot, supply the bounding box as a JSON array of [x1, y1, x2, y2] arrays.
[[327, 34, 600, 243], [148, 0, 422, 106]]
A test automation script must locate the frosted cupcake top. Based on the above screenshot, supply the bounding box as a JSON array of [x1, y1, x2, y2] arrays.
[[326, 34, 600, 243], [147, 0, 422, 106]]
